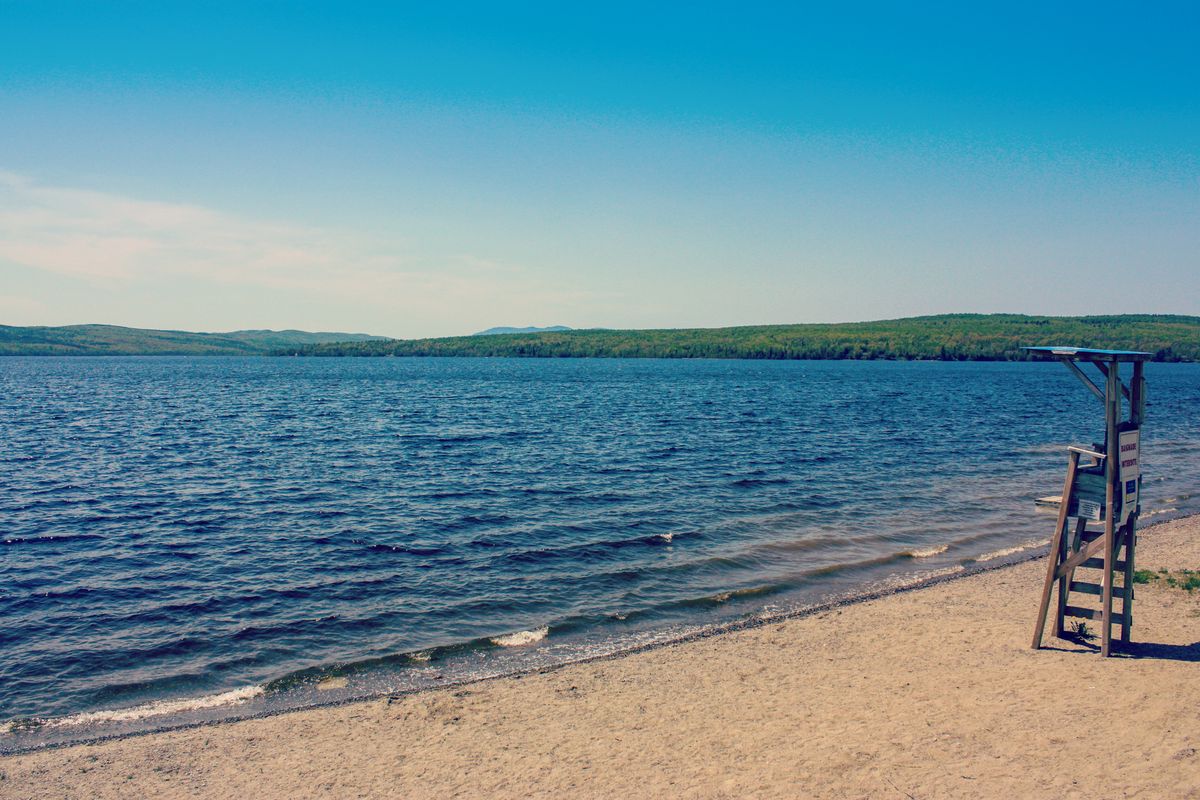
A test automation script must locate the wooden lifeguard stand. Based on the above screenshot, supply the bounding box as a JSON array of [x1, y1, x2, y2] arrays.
[[1028, 346, 1150, 657]]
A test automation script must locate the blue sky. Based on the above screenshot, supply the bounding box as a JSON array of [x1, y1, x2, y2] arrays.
[[1, 2, 1197, 337]]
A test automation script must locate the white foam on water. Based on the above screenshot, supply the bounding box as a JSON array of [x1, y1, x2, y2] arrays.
[[974, 539, 1048, 563], [908, 544, 949, 558], [881, 565, 966, 591], [1144, 507, 1178, 518], [490, 627, 549, 647], [407, 650, 434, 662], [657, 533, 674, 542], [17, 685, 265, 732]]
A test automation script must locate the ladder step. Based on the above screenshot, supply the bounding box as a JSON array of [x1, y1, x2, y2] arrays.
[[1064, 605, 1129, 626], [1080, 558, 1128, 571], [1077, 533, 1133, 550], [1068, 581, 1132, 599]]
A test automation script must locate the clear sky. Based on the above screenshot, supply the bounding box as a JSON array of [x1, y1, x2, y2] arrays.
[[1, 2, 1197, 337]]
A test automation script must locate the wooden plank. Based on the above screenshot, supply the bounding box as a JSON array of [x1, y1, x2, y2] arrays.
[[1032, 451, 1080, 649], [1064, 605, 1103, 621], [1081, 557, 1127, 571], [1062, 357, 1105, 401], [1069, 581, 1131, 599], [1064, 605, 1128, 626]]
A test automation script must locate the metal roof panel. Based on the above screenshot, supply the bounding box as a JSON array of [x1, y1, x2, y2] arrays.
[[1023, 346, 1152, 361]]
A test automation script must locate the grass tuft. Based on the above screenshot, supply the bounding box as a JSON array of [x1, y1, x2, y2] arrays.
[[1130, 568, 1200, 592], [1069, 621, 1095, 641]]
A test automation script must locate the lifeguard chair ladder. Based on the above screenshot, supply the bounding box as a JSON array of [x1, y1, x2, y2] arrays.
[[1027, 346, 1150, 657]]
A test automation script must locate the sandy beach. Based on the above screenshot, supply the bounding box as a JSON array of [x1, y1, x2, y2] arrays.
[[3, 515, 1198, 799]]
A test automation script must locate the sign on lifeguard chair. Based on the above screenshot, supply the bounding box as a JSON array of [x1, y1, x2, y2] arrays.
[[1026, 346, 1150, 657]]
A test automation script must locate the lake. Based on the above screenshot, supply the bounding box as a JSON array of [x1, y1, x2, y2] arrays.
[[2, 357, 1197, 749]]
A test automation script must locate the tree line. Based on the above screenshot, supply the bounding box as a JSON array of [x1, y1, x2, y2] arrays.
[[279, 314, 1200, 362]]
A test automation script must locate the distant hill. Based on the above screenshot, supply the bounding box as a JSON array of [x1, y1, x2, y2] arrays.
[[0, 324, 387, 355], [473, 325, 573, 336], [280, 314, 1200, 362]]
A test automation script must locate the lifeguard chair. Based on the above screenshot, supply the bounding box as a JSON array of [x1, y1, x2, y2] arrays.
[[1027, 346, 1150, 657]]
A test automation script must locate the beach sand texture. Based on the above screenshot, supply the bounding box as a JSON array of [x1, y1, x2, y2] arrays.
[[3, 515, 1198, 799]]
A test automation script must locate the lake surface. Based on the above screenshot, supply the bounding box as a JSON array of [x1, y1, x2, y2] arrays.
[[2, 357, 1197, 749]]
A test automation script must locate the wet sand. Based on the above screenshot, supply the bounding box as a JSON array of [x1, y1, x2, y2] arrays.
[[4, 515, 1199, 799]]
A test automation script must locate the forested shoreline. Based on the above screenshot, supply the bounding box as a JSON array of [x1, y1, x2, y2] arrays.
[[281, 314, 1200, 362]]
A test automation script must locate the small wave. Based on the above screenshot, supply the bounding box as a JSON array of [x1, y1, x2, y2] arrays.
[[732, 476, 791, 488], [973, 540, 1048, 562], [878, 565, 966, 591], [907, 544, 949, 558], [489, 627, 549, 647], [364, 542, 446, 556], [1020, 442, 1069, 454], [3, 533, 104, 546], [653, 531, 697, 543], [1144, 507, 1178, 518], [9, 686, 264, 732], [500, 529, 698, 566], [679, 584, 784, 608]]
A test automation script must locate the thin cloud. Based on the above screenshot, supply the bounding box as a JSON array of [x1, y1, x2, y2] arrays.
[[0, 171, 398, 287], [0, 172, 591, 328]]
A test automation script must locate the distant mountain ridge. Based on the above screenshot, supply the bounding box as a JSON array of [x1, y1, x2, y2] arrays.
[[283, 314, 1200, 362], [0, 324, 386, 355], [473, 325, 573, 336]]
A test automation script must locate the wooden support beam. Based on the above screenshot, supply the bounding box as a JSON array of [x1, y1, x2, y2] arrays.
[[1054, 535, 1109, 579], [1123, 360, 1145, 644], [1033, 451, 1080, 649], [1101, 364, 1119, 657], [1131, 361, 1146, 425], [1061, 357, 1105, 402], [1055, 514, 1072, 636]]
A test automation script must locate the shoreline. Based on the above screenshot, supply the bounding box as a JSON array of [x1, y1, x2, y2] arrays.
[[1, 520, 1073, 757], [0, 512, 1189, 756], [5, 513, 1198, 797]]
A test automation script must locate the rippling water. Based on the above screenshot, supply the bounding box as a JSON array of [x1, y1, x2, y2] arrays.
[[2, 357, 1197, 749]]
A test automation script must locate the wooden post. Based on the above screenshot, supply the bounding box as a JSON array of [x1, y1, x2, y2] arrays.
[[1101, 364, 1119, 657], [1032, 450, 1079, 649], [1121, 360, 1146, 643]]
